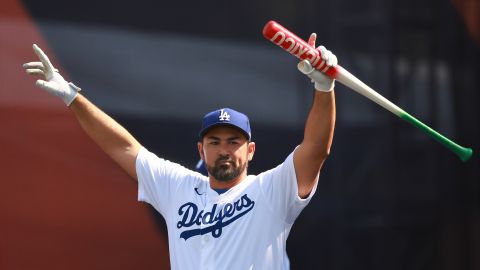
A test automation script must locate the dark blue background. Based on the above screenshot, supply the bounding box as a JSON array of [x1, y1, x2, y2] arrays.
[[21, 0, 480, 269]]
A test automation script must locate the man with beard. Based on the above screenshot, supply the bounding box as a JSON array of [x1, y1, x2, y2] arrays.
[[23, 33, 336, 270]]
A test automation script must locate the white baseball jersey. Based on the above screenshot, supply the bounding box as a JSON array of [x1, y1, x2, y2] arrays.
[[136, 147, 318, 270]]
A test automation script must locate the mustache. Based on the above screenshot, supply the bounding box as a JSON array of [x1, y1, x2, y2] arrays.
[[215, 155, 234, 164]]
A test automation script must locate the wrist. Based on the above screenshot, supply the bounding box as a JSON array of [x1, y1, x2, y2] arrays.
[[64, 82, 81, 106], [314, 80, 334, 92]]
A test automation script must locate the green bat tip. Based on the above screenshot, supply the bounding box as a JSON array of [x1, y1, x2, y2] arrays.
[[459, 148, 473, 162]]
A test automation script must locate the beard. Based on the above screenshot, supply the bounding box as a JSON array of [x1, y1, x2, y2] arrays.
[[207, 155, 248, 182]]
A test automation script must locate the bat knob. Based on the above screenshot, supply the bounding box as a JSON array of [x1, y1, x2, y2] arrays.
[[297, 60, 314, 75]]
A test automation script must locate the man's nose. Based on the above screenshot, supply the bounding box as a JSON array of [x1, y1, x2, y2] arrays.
[[217, 153, 230, 161], [218, 146, 230, 156], [217, 144, 230, 155]]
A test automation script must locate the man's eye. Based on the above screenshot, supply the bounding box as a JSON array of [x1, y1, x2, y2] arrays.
[[210, 141, 219, 145]]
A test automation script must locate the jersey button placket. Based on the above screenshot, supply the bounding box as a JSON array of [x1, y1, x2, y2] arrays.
[[200, 203, 214, 270]]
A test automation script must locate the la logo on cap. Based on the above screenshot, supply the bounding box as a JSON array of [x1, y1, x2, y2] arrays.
[[219, 109, 231, 121]]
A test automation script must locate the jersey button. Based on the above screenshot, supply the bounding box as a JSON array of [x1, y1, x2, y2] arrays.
[[202, 235, 210, 244]]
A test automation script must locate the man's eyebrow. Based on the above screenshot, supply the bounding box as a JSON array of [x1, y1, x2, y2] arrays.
[[205, 135, 242, 141]]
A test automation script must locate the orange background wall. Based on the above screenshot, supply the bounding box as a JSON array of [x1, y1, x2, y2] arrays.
[[0, 1, 170, 269]]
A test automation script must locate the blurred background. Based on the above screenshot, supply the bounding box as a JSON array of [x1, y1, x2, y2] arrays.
[[1, 0, 479, 269]]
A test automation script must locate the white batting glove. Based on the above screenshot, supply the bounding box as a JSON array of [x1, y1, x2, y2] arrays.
[[23, 44, 81, 106], [297, 33, 337, 92]]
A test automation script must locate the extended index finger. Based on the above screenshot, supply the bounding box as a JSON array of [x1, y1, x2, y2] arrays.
[[32, 44, 55, 80], [307, 33, 316, 48]]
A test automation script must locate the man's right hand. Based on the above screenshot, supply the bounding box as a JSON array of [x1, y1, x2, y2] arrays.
[[297, 33, 337, 92], [23, 44, 81, 106]]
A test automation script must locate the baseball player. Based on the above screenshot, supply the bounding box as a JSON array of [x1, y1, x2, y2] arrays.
[[23, 33, 336, 270]]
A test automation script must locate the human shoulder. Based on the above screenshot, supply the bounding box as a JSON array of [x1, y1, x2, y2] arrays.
[[137, 147, 208, 185]]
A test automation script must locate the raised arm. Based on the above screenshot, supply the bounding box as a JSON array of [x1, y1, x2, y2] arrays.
[[294, 34, 337, 198], [23, 44, 141, 180], [69, 94, 141, 179]]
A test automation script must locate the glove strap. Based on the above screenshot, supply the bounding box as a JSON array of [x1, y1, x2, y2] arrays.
[[65, 82, 81, 106], [313, 79, 335, 93]]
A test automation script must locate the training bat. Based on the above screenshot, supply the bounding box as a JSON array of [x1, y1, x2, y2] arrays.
[[263, 20, 473, 162]]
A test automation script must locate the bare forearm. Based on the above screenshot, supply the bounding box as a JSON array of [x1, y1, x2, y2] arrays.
[[294, 90, 336, 198], [69, 94, 141, 179], [303, 90, 336, 160], [23, 45, 140, 179]]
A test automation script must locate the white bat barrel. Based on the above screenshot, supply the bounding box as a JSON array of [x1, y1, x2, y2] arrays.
[[335, 66, 404, 117]]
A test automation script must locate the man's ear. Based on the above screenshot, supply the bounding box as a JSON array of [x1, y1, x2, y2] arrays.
[[247, 142, 256, 161], [197, 142, 205, 161]]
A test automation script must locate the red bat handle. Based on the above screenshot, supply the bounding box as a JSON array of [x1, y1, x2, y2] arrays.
[[262, 20, 339, 78]]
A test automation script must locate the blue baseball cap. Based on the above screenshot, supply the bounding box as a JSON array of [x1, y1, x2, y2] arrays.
[[199, 108, 251, 140]]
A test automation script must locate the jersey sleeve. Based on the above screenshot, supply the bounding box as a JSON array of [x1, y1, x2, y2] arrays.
[[258, 148, 319, 224], [135, 147, 196, 217]]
